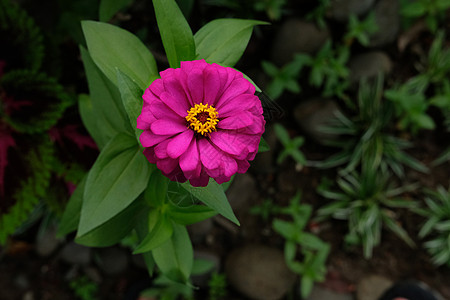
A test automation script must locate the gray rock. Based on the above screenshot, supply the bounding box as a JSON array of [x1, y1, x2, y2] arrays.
[[356, 274, 393, 300], [96, 247, 128, 276], [226, 173, 257, 213], [14, 273, 29, 290], [225, 244, 296, 300], [294, 98, 341, 144], [307, 285, 354, 300], [35, 225, 62, 257], [191, 250, 221, 288], [252, 125, 277, 173], [187, 218, 214, 244], [368, 0, 400, 47], [348, 52, 392, 83], [271, 19, 330, 66], [60, 242, 91, 266], [330, 0, 376, 22]]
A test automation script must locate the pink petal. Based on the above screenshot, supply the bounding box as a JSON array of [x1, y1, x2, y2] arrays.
[[154, 139, 171, 159], [149, 100, 181, 120], [218, 94, 259, 117], [151, 119, 187, 135], [203, 65, 221, 105], [139, 130, 170, 147], [142, 87, 160, 104], [209, 131, 248, 158], [160, 92, 189, 118], [137, 106, 157, 128], [143, 148, 157, 164], [218, 112, 254, 130], [215, 78, 252, 109], [187, 67, 204, 104], [156, 157, 179, 175], [162, 72, 191, 107], [149, 78, 164, 97], [167, 129, 194, 159], [236, 159, 250, 173], [189, 171, 210, 187], [181, 60, 208, 73], [179, 138, 200, 172], [199, 139, 222, 171]]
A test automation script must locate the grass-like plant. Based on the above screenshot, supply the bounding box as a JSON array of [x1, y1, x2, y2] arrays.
[[316, 166, 418, 259], [400, 0, 450, 32], [318, 76, 428, 177], [273, 123, 306, 167], [271, 192, 330, 299], [416, 186, 450, 267]]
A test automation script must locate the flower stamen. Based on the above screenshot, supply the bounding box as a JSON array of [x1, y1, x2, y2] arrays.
[[186, 103, 219, 136]]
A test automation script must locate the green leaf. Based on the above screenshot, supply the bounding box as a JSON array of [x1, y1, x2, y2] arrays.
[[145, 170, 170, 207], [82, 20, 158, 89], [258, 137, 270, 153], [194, 19, 268, 67], [152, 0, 196, 68], [168, 204, 217, 225], [274, 123, 290, 146], [117, 69, 145, 142], [78, 133, 152, 236], [57, 176, 87, 237], [181, 179, 239, 225], [133, 212, 174, 253], [80, 46, 132, 148], [76, 197, 147, 247], [152, 223, 193, 283], [99, 0, 132, 22]]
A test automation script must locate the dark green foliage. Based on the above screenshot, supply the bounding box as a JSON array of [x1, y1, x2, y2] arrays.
[[1, 70, 71, 134], [317, 169, 418, 258], [0, 0, 44, 72], [319, 76, 428, 177], [0, 137, 54, 243]]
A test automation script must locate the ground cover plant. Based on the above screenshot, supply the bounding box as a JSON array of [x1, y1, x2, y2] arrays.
[[1, 0, 450, 299]]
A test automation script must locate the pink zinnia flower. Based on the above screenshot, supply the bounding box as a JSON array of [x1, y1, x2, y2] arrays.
[[137, 60, 265, 187]]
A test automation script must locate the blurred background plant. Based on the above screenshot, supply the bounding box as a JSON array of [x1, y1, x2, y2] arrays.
[[416, 186, 450, 267], [316, 167, 418, 259]]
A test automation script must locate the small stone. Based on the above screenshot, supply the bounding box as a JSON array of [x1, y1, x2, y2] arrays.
[[35, 225, 61, 257], [356, 274, 393, 300], [96, 247, 128, 276], [271, 19, 330, 66], [14, 274, 29, 290], [330, 0, 376, 22], [22, 291, 34, 300], [60, 242, 91, 266], [348, 52, 392, 83], [368, 0, 400, 47], [191, 250, 221, 288], [294, 98, 341, 144], [225, 244, 296, 300], [187, 218, 214, 244], [306, 285, 353, 300], [226, 173, 257, 213]]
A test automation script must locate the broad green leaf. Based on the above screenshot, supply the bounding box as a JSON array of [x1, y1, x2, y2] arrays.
[[99, 0, 132, 22], [168, 204, 217, 225], [145, 170, 170, 207], [153, 223, 193, 283], [76, 197, 148, 247], [194, 19, 268, 67], [135, 212, 157, 276], [133, 213, 174, 254], [191, 258, 215, 275], [78, 133, 152, 236], [181, 179, 239, 225], [80, 46, 132, 148], [57, 176, 87, 237], [152, 0, 196, 68], [117, 69, 145, 141], [82, 20, 158, 89]]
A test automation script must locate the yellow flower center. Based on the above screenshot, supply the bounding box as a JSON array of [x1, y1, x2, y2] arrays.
[[185, 103, 219, 136]]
